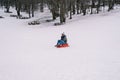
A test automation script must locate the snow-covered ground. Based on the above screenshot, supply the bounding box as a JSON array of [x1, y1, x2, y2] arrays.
[[0, 7, 120, 80]]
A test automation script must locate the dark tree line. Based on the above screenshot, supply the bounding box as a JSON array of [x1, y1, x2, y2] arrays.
[[0, 0, 120, 24]]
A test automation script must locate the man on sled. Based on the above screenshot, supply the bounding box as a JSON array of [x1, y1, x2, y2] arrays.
[[55, 33, 69, 48]]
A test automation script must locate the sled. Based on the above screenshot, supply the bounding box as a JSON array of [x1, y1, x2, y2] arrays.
[[55, 43, 69, 48]]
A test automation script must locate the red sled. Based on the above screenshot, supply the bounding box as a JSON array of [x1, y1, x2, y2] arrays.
[[55, 43, 69, 48]]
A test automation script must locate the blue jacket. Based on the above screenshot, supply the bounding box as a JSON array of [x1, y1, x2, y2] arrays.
[[61, 35, 67, 43]]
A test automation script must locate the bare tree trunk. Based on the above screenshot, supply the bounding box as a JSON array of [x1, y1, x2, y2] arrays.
[[108, 0, 115, 11], [51, 8, 56, 20], [97, 0, 101, 14], [16, 0, 21, 18], [69, 0, 72, 19], [76, 0, 80, 14], [72, 1, 76, 15], [60, 0, 66, 24], [31, 3, 34, 17], [40, 0, 44, 12], [91, 0, 95, 14]]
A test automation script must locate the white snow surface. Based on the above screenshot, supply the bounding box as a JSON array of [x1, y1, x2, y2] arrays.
[[0, 7, 120, 80]]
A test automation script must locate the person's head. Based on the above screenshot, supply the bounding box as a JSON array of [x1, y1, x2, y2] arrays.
[[62, 32, 65, 36]]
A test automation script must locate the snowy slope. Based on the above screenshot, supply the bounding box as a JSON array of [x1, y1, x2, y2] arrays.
[[0, 7, 120, 80]]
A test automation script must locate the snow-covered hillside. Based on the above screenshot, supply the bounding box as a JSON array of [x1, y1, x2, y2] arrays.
[[0, 8, 120, 80]]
